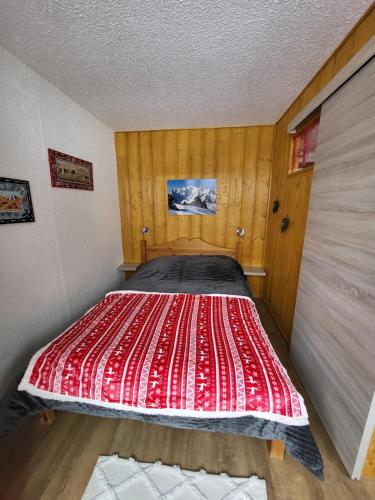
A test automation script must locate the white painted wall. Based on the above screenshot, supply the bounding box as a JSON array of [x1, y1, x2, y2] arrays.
[[0, 47, 123, 398]]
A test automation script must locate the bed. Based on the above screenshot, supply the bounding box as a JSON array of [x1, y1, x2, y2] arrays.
[[1, 238, 323, 479]]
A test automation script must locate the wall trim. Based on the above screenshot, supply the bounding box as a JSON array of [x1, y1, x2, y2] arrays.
[[288, 35, 375, 132], [352, 392, 375, 479]]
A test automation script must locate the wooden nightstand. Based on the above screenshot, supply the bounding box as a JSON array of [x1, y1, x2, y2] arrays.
[[243, 267, 266, 298], [117, 262, 140, 280], [242, 266, 267, 277]]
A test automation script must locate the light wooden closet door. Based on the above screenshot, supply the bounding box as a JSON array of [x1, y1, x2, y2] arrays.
[[290, 57, 375, 478]]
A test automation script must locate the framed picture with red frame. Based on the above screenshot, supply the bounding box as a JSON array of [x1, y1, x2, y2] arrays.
[[48, 149, 94, 191], [288, 113, 320, 174]]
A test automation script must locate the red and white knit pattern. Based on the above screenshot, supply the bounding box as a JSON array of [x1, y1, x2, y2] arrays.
[[19, 291, 308, 425]]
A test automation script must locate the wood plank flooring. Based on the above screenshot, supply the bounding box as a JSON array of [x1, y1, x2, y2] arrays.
[[0, 299, 374, 499]]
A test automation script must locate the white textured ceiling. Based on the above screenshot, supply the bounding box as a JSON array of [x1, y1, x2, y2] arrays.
[[0, 1, 372, 131]]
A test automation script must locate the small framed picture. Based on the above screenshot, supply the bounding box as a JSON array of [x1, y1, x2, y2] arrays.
[[0, 177, 35, 224], [167, 179, 216, 215], [48, 149, 94, 190]]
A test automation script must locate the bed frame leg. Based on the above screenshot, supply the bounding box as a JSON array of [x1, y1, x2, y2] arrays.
[[269, 439, 285, 460], [39, 409, 56, 425]]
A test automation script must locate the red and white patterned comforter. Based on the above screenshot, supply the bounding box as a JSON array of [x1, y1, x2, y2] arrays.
[[19, 291, 308, 426]]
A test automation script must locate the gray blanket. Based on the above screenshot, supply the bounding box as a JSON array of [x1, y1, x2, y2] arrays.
[[0, 255, 323, 479], [121, 255, 252, 297]]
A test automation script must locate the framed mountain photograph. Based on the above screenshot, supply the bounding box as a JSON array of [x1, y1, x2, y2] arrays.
[[167, 179, 216, 215], [0, 177, 35, 224]]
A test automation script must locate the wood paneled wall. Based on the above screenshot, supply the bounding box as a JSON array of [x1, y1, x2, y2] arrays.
[[115, 126, 274, 296], [364, 430, 375, 477], [263, 4, 375, 342]]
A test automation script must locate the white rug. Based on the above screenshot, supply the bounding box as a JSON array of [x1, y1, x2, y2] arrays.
[[82, 454, 267, 500]]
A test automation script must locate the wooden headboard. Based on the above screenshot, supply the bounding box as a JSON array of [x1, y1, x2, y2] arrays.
[[140, 238, 242, 264]]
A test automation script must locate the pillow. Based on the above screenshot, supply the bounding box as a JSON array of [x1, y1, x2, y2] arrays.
[[122, 255, 251, 297]]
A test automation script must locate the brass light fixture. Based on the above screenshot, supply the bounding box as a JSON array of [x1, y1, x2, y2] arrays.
[[236, 227, 245, 238]]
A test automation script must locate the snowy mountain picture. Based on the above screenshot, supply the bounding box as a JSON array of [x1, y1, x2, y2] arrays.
[[167, 179, 216, 215]]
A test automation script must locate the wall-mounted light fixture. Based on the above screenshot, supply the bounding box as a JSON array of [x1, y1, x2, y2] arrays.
[[236, 227, 245, 238], [141, 226, 150, 235]]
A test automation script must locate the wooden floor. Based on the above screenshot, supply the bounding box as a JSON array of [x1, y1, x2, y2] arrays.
[[1, 299, 374, 500]]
